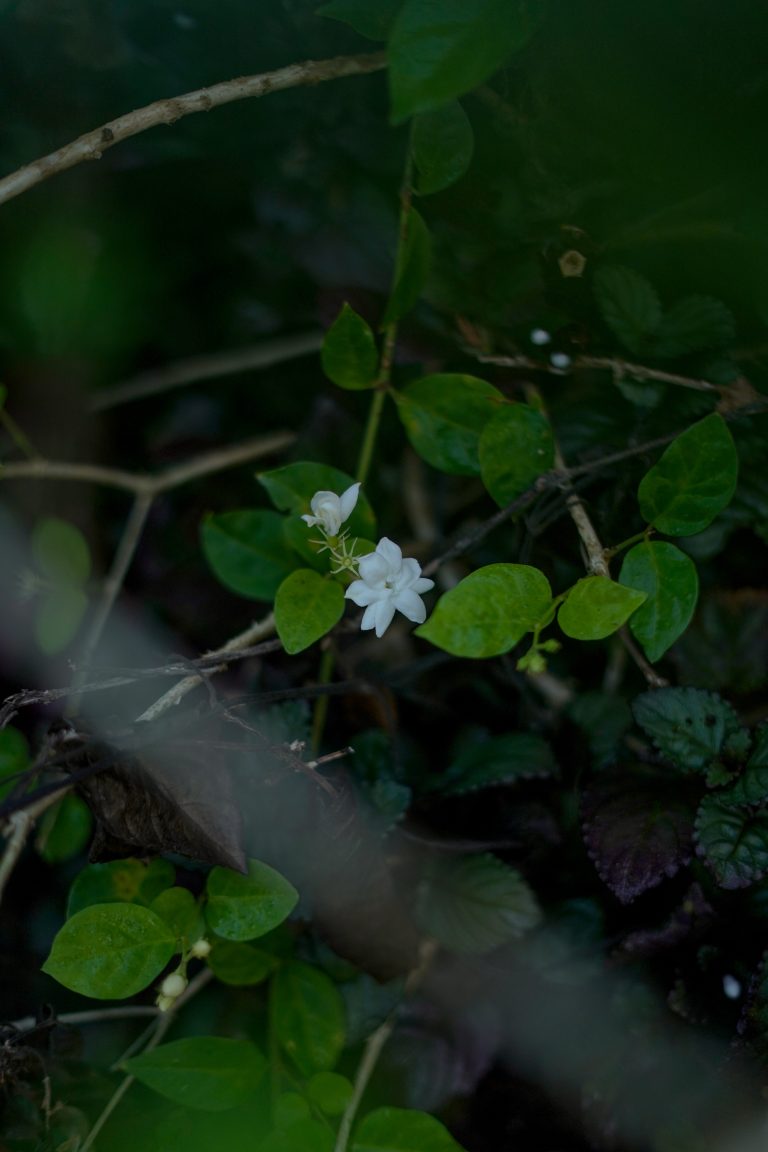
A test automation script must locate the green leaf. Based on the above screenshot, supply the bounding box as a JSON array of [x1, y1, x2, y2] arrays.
[[207, 940, 278, 986], [695, 795, 768, 889], [593, 265, 662, 356], [638, 413, 738, 536], [258, 462, 376, 540], [307, 1071, 353, 1116], [43, 904, 177, 998], [558, 577, 646, 641], [32, 517, 90, 584], [67, 858, 175, 918], [125, 1037, 266, 1111], [412, 101, 474, 194], [632, 687, 745, 773], [479, 403, 555, 506], [0, 726, 30, 802], [317, 0, 401, 40], [205, 859, 298, 942], [429, 732, 556, 794], [652, 295, 735, 358], [321, 303, 379, 389], [352, 1106, 465, 1151], [388, 0, 541, 123], [394, 374, 505, 475], [619, 541, 699, 662], [381, 208, 431, 326], [260, 1119, 335, 1152], [35, 586, 88, 654], [415, 853, 541, 953], [723, 728, 768, 807], [271, 961, 346, 1076], [36, 794, 92, 863], [417, 563, 552, 657], [150, 887, 203, 942], [274, 569, 345, 655], [200, 510, 298, 601]]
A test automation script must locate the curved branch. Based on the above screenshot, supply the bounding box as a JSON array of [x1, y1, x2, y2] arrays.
[[0, 52, 387, 209]]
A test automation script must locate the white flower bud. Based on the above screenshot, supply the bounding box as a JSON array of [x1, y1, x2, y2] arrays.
[[156, 994, 175, 1013], [160, 972, 188, 999], [530, 328, 551, 346], [549, 352, 572, 371], [190, 938, 211, 959]]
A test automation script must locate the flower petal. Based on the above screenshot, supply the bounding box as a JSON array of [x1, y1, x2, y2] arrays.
[[339, 482, 361, 523], [345, 580, 381, 607], [372, 598, 397, 637], [375, 537, 403, 573], [361, 603, 379, 631], [393, 588, 427, 624], [358, 552, 390, 585], [411, 577, 434, 595]]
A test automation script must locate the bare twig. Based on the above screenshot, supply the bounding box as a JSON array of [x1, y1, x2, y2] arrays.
[[479, 351, 721, 394], [10, 1006, 159, 1031], [0, 53, 386, 209], [91, 332, 324, 412], [0, 792, 62, 904]]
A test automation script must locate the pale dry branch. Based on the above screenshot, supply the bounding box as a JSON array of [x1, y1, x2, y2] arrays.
[[0, 53, 386, 209]]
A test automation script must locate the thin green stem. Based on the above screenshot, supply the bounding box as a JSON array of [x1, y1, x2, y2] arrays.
[[604, 527, 653, 561], [355, 387, 387, 487]]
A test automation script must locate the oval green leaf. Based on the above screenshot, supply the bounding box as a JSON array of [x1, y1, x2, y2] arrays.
[[558, 576, 646, 641], [36, 793, 92, 864], [389, 0, 542, 123], [619, 541, 699, 662], [308, 1071, 353, 1117], [258, 462, 376, 540], [318, 0, 401, 40], [207, 940, 278, 986], [43, 903, 177, 998], [201, 509, 298, 601], [394, 374, 505, 476], [35, 585, 88, 654], [32, 517, 90, 584], [205, 859, 298, 942], [696, 794, 768, 889], [125, 1037, 266, 1111], [150, 887, 203, 942], [67, 857, 175, 918], [479, 403, 554, 506], [321, 303, 379, 389], [652, 295, 735, 358], [270, 960, 346, 1076], [352, 1106, 464, 1152], [416, 563, 552, 657], [381, 208, 431, 326], [593, 265, 661, 356], [638, 413, 738, 536], [274, 569, 345, 655], [412, 100, 474, 195]]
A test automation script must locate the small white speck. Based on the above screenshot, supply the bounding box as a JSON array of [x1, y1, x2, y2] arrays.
[[723, 974, 741, 1000], [530, 328, 551, 346], [550, 352, 571, 370]]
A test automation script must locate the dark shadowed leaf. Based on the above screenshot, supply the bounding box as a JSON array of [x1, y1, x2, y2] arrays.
[[381, 208, 431, 326], [395, 374, 504, 475], [321, 303, 379, 389], [581, 770, 695, 903], [653, 295, 735, 358], [594, 265, 661, 356], [638, 414, 738, 536], [200, 509, 298, 601], [67, 857, 175, 918], [617, 884, 714, 958], [632, 687, 747, 773], [426, 732, 556, 794], [619, 541, 699, 662], [317, 0, 401, 40], [695, 795, 768, 889], [479, 403, 554, 507], [270, 961, 346, 1076], [412, 101, 474, 194], [125, 1037, 266, 1111]]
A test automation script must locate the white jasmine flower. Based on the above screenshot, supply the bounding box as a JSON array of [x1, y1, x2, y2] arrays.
[[530, 327, 551, 346], [345, 537, 434, 638], [301, 482, 361, 537]]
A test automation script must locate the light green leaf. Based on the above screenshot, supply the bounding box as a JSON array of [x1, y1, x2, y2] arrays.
[[259, 1119, 335, 1152], [125, 1037, 266, 1111], [394, 374, 505, 475], [619, 541, 699, 662], [270, 961, 346, 1076], [67, 858, 175, 918], [207, 940, 278, 986], [307, 1071, 353, 1117], [632, 687, 746, 774], [150, 887, 203, 942], [696, 795, 768, 889], [381, 208, 431, 326], [35, 794, 92, 863], [558, 576, 646, 641], [638, 413, 738, 536], [205, 859, 298, 942], [415, 853, 541, 953], [274, 569, 345, 654], [43, 903, 177, 998], [32, 517, 90, 584], [417, 563, 552, 657], [352, 1106, 465, 1151], [479, 403, 554, 506], [653, 295, 735, 358], [317, 0, 401, 40], [35, 586, 88, 654], [258, 462, 376, 540], [389, 0, 541, 122], [321, 303, 379, 389], [593, 265, 662, 356], [200, 510, 298, 601], [412, 101, 474, 194]]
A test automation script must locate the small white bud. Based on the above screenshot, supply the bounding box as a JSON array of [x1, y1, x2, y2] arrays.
[[722, 974, 741, 1000], [549, 352, 572, 371], [156, 994, 175, 1013], [190, 938, 211, 959], [530, 328, 551, 346], [160, 972, 188, 999]]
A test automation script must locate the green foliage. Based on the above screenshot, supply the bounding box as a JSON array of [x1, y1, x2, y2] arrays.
[[322, 303, 379, 389], [258, 462, 377, 540], [352, 1106, 465, 1150], [394, 374, 504, 475], [204, 860, 299, 942], [558, 576, 647, 641], [124, 1038, 266, 1111], [618, 541, 699, 661], [270, 961, 346, 1076], [207, 940, 279, 986], [479, 402, 555, 506], [150, 887, 204, 942], [274, 568, 345, 653], [417, 563, 552, 657], [200, 510, 298, 600], [318, 0, 402, 40], [638, 414, 739, 536], [35, 793, 92, 863], [388, 0, 541, 122], [632, 687, 747, 773], [425, 731, 557, 794], [43, 904, 177, 998], [381, 208, 431, 325], [67, 858, 175, 917], [29, 517, 90, 653], [0, 725, 29, 801], [695, 796, 768, 889], [308, 1071, 354, 1116], [415, 853, 541, 953], [411, 101, 474, 195]]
